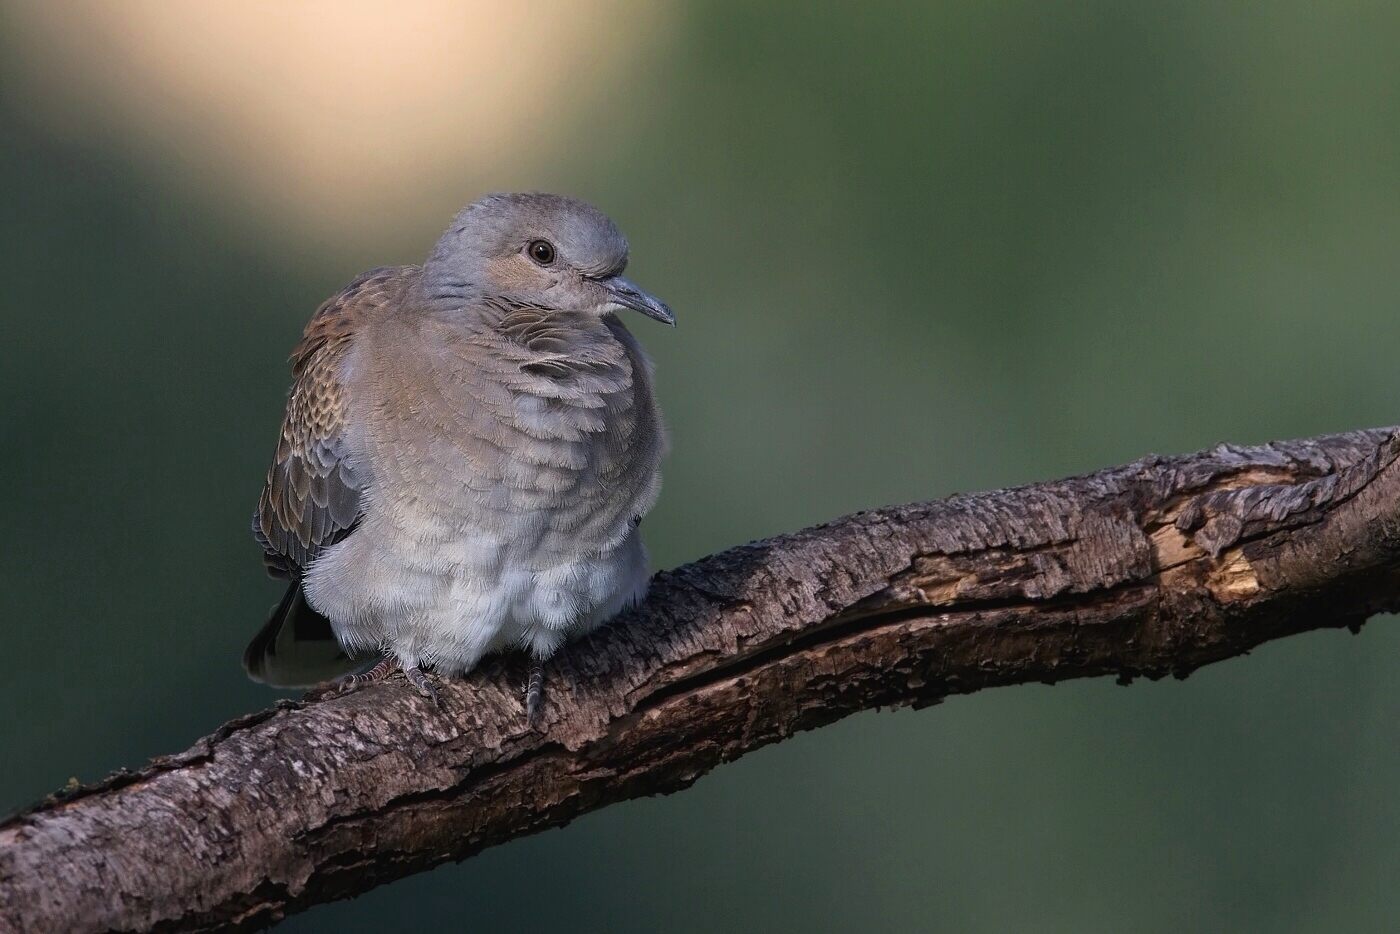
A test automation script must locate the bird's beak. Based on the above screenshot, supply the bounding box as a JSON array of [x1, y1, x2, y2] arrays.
[[601, 276, 676, 326]]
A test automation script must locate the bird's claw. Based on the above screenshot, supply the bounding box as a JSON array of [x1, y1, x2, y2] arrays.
[[334, 656, 399, 694], [525, 660, 545, 727], [306, 657, 440, 707], [404, 666, 441, 706]]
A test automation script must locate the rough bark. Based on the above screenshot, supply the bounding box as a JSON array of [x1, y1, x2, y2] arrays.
[[5, 427, 1400, 934]]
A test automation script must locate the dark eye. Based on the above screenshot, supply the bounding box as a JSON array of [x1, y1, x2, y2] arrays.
[[527, 240, 556, 266]]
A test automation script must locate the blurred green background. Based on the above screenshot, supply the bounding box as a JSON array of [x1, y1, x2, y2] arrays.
[[4, 1, 1400, 930]]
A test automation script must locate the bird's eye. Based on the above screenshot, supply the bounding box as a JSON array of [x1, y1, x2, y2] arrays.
[[527, 240, 556, 266]]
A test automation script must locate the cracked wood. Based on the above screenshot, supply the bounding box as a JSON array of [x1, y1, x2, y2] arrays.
[[4, 427, 1400, 933]]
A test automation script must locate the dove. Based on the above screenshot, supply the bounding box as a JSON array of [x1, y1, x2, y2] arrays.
[[244, 192, 671, 720]]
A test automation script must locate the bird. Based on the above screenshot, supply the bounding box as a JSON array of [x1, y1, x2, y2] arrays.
[[243, 192, 672, 720]]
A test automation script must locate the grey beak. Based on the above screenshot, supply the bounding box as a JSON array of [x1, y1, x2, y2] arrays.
[[602, 276, 675, 326]]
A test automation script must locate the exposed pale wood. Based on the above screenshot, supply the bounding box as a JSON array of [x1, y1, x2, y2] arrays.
[[4, 427, 1400, 933]]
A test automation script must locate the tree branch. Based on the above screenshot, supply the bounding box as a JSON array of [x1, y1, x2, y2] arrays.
[[5, 427, 1400, 933]]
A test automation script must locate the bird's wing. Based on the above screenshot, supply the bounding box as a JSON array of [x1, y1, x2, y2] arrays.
[[252, 266, 414, 577]]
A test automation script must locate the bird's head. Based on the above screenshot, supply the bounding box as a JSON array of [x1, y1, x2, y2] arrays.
[[422, 192, 675, 325]]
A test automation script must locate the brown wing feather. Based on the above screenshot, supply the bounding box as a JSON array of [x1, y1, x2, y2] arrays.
[[252, 266, 416, 577]]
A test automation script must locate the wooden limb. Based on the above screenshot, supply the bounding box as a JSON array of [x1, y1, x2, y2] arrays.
[[5, 427, 1400, 933]]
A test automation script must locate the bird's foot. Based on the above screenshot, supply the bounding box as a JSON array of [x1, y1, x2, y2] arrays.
[[335, 656, 400, 693], [302, 657, 400, 699], [525, 660, 545, 728], [555, 644, 583, 697], [404, 665, 441, 706], [321, 657, 440, 705]]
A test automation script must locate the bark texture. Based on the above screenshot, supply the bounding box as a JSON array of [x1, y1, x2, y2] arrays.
[[5, 427, 1400, 933]]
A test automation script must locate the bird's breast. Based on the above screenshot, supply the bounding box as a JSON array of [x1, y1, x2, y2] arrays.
[[361, 317, 663, 569]]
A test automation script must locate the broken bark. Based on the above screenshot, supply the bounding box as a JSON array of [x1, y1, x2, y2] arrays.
[[4, 427, 1400, 933]]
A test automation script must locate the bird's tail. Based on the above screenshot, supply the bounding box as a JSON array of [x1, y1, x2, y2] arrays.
[[243, 583, 369, 688]]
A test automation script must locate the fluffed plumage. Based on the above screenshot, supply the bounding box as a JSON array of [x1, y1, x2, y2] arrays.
[[245, 193, 671, 701]]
